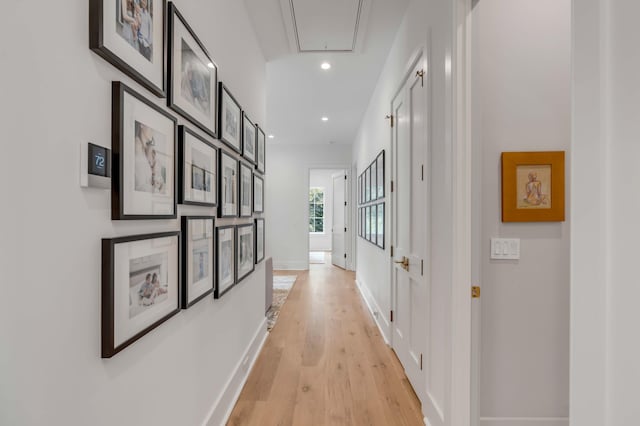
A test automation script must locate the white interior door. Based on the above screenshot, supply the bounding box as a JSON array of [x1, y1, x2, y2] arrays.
[[331, 172, 346, 269], [391, 55, 428, 408]]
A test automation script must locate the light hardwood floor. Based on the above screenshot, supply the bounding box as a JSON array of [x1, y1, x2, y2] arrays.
[[227, 264, 424, 426]]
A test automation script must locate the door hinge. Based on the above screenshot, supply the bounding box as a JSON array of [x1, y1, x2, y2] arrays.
[[385, 114, 394, 128], [390, 245, 394, 257], [416, 69, 425, 87], [420, 353, 423, 370], [344, 175, 347, 180], [421, 165, 424, 181], [390, 310, 394, 322], [391, 180, 394, 192], [344, 201, 347, 206], [472, 286, 481, 299], [344, 227, 347, 232], [344, 253, 347, 259], [421, 259, 424, 276]]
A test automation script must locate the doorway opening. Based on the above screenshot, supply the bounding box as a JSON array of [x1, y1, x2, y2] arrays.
[[308, 168, 348, 269]]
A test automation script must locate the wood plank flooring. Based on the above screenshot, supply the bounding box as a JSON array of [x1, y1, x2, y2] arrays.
[[227, 264, 424, 426]]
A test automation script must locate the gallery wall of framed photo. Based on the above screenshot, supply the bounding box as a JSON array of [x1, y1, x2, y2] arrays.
[[90, 0, 268, 359], [358, 150, 386, 249]]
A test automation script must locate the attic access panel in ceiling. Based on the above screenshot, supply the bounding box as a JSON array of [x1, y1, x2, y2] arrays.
[[289, 0, 364, 52]]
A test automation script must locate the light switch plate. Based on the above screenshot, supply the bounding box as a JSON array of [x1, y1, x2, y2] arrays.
[[491, 238, 520, 260]]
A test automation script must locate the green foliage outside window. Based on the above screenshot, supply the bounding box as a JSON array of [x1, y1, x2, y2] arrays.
[[309, 188, 325, 233]]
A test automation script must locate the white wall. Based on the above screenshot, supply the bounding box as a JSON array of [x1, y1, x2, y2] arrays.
[[0, 2, 266, 425], [266, 144, 351, 269], [471, 1, 571, 424], [309, 169, 344, 252], [572, 0, 640, 424]]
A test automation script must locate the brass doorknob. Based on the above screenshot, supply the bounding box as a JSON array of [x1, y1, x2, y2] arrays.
[[394, 256, 410, 271]]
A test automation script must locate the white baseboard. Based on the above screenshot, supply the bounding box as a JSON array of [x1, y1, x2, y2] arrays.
[[272, 260, 308, 270], [355, 278, 391, 344], [480, 418, 569, 426], [203, 318, 268, 426]]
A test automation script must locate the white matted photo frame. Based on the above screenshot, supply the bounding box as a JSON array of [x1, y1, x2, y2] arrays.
[[239, 162, 253, 218], [253, 173, 264, 213], [90, 0, 166, 97], [255, 218, 265, 264], [242, 113, 257, 164], [215, 225, 236, 299], [218, 82, 242, 153], [218, 150, 238, 218], [181, 216, 215, 308], [256, 125, 266, 173], [167, 2, 218, 137], [236, 223, 255, 283], [112, 81, 177, 220], [178, 126, 217, 206], [101, 231, 180, 358]]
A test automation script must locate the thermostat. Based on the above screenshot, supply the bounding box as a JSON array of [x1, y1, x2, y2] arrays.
[[80, 142, 111, 189]]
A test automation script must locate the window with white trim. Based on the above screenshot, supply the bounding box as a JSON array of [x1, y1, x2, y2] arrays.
[[309, 187, 325, 233]]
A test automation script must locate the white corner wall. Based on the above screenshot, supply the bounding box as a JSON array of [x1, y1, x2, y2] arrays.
[[266, 144, 351, 270], [309, 169, 344, 252], [572, 0, 640, 424], [471, 1, 571, 424], [0, 2, 266, 426]]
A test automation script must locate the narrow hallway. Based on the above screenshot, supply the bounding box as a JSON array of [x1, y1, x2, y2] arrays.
[[228, 264, 424, 425]]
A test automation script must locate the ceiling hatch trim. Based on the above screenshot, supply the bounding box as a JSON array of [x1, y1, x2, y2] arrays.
[[279, 0, 372, 54]]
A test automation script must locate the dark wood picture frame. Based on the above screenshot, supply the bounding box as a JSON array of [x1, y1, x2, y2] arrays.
[[253, 173, 264, 213], [90, 0, 167, 97], [501, 151, 566, 222], [236, 223, 255, 283], [101, 231, 181, 358], [181, 216, 215, 308], [218, 149, 239, 218], [112, 81, 177, 220], [178, 126, 218, 207], [256, 125, 266, 173], [167, 2, 218, 138], [241, 113, 257, 164], [239, 161, 254, 218], [214, 225, 236, 299], [218, 82, 242, 153], [255, 218, 265, 264]]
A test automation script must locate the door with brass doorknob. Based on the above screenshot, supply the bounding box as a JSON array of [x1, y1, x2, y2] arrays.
[[390, 52, 429, 408]]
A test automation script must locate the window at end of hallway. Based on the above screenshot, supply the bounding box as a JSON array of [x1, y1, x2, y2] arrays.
[[309, 187, 325, 233]]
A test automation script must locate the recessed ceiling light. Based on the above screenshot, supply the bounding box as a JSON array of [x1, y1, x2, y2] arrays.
[[268, 134, 274, 139], [207, 62, 215, 69], [322, 116, 329, 122], [321, 62, 331, 70]]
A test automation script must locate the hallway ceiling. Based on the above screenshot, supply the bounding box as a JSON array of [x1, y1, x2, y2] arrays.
[[244, 0, 409, 146]]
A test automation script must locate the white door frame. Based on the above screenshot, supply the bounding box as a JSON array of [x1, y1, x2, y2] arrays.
[[306, 164, 352, 270]]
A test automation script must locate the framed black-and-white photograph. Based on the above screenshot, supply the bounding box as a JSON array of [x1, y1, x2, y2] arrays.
[[168, 2, 218, 137], [358, 207, 362, 237], [371, 203, 378, 245], [215, 225, 235, 298], [242, 113, 257, 164], [239, 162, 253, 217], [256, 125, 266, 173], [376, 151, 385, 199], [255, 218, 265, 264], [236, 223, 255, 282], [365, 206, 371, 241], [364, 168, 371, 202], [218, 150, 238, 218], [253, 174, 264, 213], [90, 0, 166, 97], [372, 161, 378, 201], [218, 83, 242, 153], [178, 126, 217, 206], [181, 216, 214, 308], [101, 231, 180, 358], [376, 203, 385, 249], [112, 82, 177, 220]]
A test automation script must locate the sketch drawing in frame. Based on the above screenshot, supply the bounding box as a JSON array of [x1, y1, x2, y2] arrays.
[[178, 126, 217, 206], [181, 216, 215, 308], [218, 150, 238, 218], [215, 225, 236, 299]]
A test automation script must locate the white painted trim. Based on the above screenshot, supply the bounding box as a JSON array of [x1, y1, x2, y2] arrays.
[[272, 261, 309, 270], [203, 318, 268, 426], [480, 418, 569, 426], [355, 278, 391, 345]]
